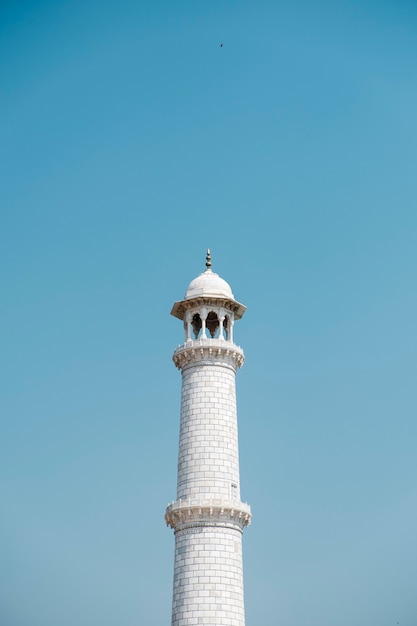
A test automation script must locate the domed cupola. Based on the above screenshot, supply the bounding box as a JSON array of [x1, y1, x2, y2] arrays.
[[171, 250, 246, 343], [184, 266, 234, 301]]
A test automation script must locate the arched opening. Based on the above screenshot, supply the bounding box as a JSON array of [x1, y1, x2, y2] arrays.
[[191, 313, 202, 339], [206, 311, 219, 338], [224, 315, 230, 341]]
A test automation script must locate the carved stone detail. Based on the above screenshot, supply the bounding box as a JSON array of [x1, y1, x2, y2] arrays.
[[173, 339, 245, 370], [171, 296, 245, 322], [165, 498, 252, 532]]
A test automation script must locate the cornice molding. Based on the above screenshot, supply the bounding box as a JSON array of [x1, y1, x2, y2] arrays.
[[171, 296, 246, 321], [165, 498, 252, 532], [172, 339, 245, 370]]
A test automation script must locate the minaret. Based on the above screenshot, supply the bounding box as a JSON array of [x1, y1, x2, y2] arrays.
[[165, 250, 252, 626]]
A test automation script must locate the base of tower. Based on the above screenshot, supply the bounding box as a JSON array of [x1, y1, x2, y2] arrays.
[[171, 524, 247, 626]]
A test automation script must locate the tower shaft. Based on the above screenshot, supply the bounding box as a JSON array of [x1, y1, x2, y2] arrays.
[[177, 360, 240, 502]]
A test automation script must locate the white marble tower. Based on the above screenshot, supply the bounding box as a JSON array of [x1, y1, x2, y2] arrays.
[[165, 250, 252, 626]]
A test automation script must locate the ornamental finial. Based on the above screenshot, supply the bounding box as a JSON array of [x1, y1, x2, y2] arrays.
[[205, 249, 212, 270]]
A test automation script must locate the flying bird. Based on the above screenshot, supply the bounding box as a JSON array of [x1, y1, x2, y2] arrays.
[[220, 43, 224, 47]]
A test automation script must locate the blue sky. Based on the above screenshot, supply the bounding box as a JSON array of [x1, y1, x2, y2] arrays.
[[1, 1, 417, 625]]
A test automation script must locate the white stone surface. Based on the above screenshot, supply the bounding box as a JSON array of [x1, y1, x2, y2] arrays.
[[165, 499, 251, 532], [171, 526, 245, 626], [184, 268, 234, 300], [171, 267, 246, 322], [177, 360, 240, 501]]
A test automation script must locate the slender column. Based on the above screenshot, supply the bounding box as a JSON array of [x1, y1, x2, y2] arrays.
[[218, 314, 225, 340], [229, 316, 234, 343], [184, 311, 192, 342], [200, 308, 207, 339]]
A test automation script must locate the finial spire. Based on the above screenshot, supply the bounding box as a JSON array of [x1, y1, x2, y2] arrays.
[[205, 248, 212, 270]]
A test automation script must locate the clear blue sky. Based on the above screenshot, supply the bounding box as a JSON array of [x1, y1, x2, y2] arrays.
[[1, 1, 416, 625]]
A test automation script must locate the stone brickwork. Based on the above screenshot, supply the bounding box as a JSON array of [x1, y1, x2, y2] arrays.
[[177, 354, 241, 502], [171, 526, 245, 626]]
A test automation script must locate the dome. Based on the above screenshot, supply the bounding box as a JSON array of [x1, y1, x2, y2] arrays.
[[184, 269, 234, 300], [171, 250, 246, 321]]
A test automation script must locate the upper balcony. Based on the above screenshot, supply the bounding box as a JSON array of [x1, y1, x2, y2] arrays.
[[172, 338, 245, 370]]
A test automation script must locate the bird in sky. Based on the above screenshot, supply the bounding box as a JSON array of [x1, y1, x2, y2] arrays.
[[220, 43, 224, 47]]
